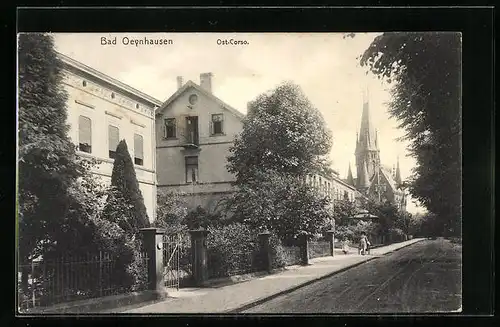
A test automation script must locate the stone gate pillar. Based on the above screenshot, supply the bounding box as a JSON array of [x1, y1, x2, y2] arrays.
[[140, 227, 168, 298], [326, 229, 335, 257], [189, 228, 209, 287], [258, 231, 272, 273], [299, 233, 310, 266]]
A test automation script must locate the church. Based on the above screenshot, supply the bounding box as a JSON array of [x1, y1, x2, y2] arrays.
[[344, 94, 407, 211]]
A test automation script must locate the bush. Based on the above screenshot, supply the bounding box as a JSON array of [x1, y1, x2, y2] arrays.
[[388, 228, 406, 243], [185, 206, 221, 230], [269, 233, 289, 269], [155, 190, 189, 234], [206, 223, 259, 278]]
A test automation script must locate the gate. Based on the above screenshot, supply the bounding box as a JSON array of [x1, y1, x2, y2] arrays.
[[162, 233, 191, 290]]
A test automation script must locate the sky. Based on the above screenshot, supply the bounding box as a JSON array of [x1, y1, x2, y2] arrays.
[[53, 32, 425, 214]]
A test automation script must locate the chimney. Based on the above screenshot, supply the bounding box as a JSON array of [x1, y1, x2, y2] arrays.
[[200, 72, 213, 93], [176, 76, 183, 90]]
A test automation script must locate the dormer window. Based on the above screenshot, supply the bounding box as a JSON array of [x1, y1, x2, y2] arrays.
[[210, 113, 224, 135]]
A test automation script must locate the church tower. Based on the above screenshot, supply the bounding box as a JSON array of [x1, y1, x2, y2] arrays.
[[395, 156, 402, 185], [355, 89, 381, 190]]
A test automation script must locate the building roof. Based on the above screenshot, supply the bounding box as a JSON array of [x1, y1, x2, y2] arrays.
[[56, 52, 163, 107], [379, 166, 401, 194], [155, 80, 245, 120]]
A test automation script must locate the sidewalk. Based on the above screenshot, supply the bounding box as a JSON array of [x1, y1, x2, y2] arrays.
[[117, 238, 425, 314]]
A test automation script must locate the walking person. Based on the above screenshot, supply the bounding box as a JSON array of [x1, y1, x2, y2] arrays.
[[342, 237, 350, 254], [359, 232, 369, 255]]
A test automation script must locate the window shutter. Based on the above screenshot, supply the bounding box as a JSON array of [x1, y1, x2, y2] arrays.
[[78, 116, 92, 145], [162, 124, 166, 139], [134, 134, 144, 159], [108, 125, 119, 151], [209, 117, 213, 135]]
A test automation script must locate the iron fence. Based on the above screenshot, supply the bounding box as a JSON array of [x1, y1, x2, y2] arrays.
[[308, 241, 331, 259], [280, 246, 302, 266], [17, 251, 148, 311], [207, 246, 260, 279]]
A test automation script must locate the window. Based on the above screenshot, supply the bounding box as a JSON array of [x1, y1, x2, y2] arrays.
[[164, 118, 176, 139], [82, 80, 87, 87], [108, 125, 119, 159], [78, 116, 92, 153], [211, 114, 224, 135], [185, 156, 199, 183], [134, 134, 144, 166]]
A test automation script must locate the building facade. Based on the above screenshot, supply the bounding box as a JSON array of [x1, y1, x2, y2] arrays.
[[59, 53, 161, 222], [155, 74, 245, 211]]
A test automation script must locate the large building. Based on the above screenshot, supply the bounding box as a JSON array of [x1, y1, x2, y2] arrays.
[[58, 53, 162, 222], [155, 74, 245, 211], [347, 95, 407, 211]]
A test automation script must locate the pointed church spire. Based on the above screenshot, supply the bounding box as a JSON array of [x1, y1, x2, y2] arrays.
[[395, 156, 402, 185], [358, 89, 377, 151], [347, 163, 354, 186]]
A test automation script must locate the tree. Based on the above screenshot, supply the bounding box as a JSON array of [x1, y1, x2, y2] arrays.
[[227, 82, 333, 183], [17, 33, 90, 262], [154, 190, 189, 233], [226, 173, 333, 244], [359, 32, 461, 237], [333, 198, 358, 226], [102, 140, 150, 236], [225, 82, 334, 240]]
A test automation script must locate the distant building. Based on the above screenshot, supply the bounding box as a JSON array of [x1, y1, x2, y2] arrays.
[[155, 74, 244, 211], [58, 53, 161, 222], [346, 93, 407, 211]]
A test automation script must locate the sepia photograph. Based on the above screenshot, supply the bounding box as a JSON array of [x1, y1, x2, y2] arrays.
[[17, 31, 462, 315]]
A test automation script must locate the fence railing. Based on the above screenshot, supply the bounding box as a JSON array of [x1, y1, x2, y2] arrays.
[[280, 246, 302, 266], [308, 241, 331, 259], [207, 247, 261, 279], [17, 251, 148, 311]]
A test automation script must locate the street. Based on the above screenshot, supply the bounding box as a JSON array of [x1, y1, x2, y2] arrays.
[[243, 238, 462, 313]]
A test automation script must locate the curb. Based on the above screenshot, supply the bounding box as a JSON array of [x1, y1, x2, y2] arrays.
[[227, 239, 425, 313]]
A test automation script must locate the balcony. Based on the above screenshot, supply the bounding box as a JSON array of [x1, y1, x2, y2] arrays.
[[178, 125, 199, 149]]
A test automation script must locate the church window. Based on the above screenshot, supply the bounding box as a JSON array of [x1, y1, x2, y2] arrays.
[[78, 115, 92, 153], [211, 114, 224, 135], [134, 133, 144, 166], [82, 80, 87, 87], [111, 92, 115, 99], [164, 118, 176, 138], [185, 156, 199, 183], [108, 125, 119, 159], [136, 103, 140, 109]]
